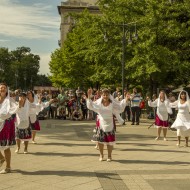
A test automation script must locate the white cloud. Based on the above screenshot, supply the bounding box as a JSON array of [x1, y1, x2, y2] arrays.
[[38, 53, 51, 75], [0, 0, 60, 39], [0, 39, 10, 42]]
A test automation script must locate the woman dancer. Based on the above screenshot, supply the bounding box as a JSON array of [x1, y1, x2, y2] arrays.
[[0, 83, 20, 174], [15, 92, 31, 154], [87, 88, 127, 162], [28, 91, 51, 144], [170, 91, 190, 147], [147, 90, 172, 141]]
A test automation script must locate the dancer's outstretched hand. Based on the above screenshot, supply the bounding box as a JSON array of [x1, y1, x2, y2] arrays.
[[87, 88, 93, 98]]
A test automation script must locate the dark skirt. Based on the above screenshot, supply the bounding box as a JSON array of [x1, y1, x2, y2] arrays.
[[16, 127, 32, 141], [91, 116, 116, 145], [30, 120, 40, 131], [91, 128, 116, 145], [0, 116, 16, 149]]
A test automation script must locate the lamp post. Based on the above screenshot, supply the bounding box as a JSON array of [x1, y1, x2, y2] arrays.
[[104, 22, 138, 120], [15, 70, 18, 89], [24, 73, 26, 91], [0, 62, 4, 81], [30, 77, 33, 90]]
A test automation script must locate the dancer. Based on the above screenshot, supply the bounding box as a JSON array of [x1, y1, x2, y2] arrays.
[[27, 91, 50, 144], [15, 92, 31, 154], [0, 83, 20, 174], [87, 88, 128, 162], [170, 90, 190, 147], [147, 90, 172, 141]]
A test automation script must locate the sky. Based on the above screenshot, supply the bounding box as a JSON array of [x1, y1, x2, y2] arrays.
[[0, 0, 66, 75]]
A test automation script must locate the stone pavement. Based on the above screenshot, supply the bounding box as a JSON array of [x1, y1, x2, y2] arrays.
[[1, 119, 190, 190]]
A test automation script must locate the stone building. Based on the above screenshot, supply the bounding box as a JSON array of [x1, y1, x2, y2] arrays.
[[57, 0, 100, 47]]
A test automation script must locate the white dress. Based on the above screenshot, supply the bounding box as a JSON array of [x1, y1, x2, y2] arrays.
[[171, 101, 190, 137]]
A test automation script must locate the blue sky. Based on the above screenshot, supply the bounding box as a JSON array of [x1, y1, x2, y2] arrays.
[[0, 0, 66, 75]]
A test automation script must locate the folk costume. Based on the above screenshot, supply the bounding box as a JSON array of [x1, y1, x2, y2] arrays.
[[148, 94, 172, 128], [170, 91, 190, 137], [15, 99, 31, 142], [87, 95, 126, 145], [0, 91, 19, 151], [29, 94, 49, 130]]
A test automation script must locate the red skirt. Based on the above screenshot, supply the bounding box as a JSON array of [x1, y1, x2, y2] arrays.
[[92, 115, 116, 145], [30, 120, 41, 131], [155, 115, 169, 127], [0, 117, 16, 148]]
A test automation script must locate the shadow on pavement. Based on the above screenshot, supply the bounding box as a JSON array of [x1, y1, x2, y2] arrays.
[[119, 148, 189, 153], [115, 159, 190, 165], [37, 142, 95, 147], [29, 152, 97, 157], [13, 170, 96, 177]]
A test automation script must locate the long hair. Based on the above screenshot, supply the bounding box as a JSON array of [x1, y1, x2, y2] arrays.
[[159, 90, 166, 101], [0, 82, 8, 96], [180, 91, 187, 101], [27, 90, 34, 98]]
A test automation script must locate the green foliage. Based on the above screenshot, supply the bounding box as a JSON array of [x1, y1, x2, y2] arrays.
[[0, 46, 41, 90], [50, 0, 190, 93]]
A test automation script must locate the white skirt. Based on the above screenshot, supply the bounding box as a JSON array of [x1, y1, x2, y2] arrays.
[[171, 113, 190, 131], [177, 129, 190, 137]]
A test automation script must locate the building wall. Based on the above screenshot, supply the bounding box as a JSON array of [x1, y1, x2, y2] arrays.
[[58, 0, 100, 47]]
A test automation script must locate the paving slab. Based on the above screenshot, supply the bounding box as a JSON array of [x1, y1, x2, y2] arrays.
[[0, 119, 190, 190]]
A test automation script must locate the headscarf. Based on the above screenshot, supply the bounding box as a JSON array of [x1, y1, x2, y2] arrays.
[[94, 94, 125, 125], [95, 94, 125, 113], [157, 91, 172, 121], [0, 87, 19, 131], [16, 98, 30, 129], [0, 87, 18, 116]]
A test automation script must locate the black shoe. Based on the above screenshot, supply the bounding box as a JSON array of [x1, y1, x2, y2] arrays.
[[131, 123, 135, 125], [136, 123, 139, 125]]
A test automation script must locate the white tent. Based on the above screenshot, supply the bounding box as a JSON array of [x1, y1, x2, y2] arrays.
[[172, 86, 184, 93]]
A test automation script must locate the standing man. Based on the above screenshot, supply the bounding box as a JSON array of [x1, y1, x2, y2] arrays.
[[112, 87, 120, 99], [57, 89, 67, 117], [168, 92, 176, 119], [130, 88, 142, 125], [75, 87, 83, 106]]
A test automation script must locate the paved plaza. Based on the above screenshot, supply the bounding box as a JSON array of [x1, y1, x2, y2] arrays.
[[1, 119, 190, 190]]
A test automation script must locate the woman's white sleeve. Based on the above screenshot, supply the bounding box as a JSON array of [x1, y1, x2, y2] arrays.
[[169, 100, 178, 108], [86, 99, 99, 112], [148, 99, 158, 107], [113, 99, 126, 113]]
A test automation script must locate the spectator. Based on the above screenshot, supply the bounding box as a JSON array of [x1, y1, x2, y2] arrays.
[[168, 92, 177, 119], [80, 94, 88, 120], [130, 88, 142, 125], [50, 94, 58, 119], [76, 87, 83, 106], [72, 106, 83, 121], [112, 87, 120, 99]]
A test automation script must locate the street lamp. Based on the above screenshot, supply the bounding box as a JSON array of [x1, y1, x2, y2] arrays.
[[0, 62, 4, 81], [30, 77, 33, 90], [104, 22, 138, 98], [15, 70, 18, 89], [24, 73, 26, 91], [104, 22, 138, 120]]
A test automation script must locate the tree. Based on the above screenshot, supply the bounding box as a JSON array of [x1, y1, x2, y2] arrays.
[[0, 46, 40, 90], [50, 0, 190, 94]]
